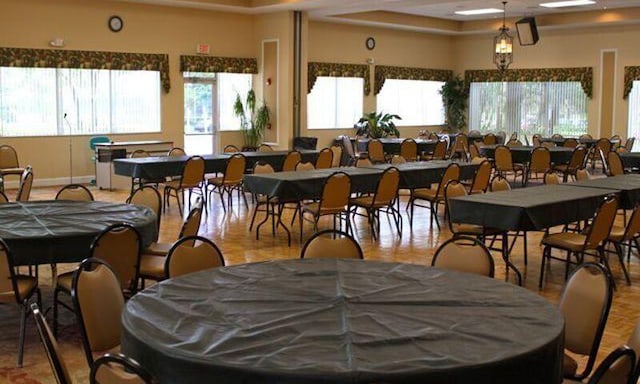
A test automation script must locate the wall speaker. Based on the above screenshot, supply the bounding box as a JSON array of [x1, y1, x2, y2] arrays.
[[516, 17, 539, 46]]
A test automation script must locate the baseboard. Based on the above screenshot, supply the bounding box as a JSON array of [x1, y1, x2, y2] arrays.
[[3, 175, 94, 189]]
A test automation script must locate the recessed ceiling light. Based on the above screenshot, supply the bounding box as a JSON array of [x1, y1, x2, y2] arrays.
[[539, 0, 596, 8], [454, 8, 504, 16]]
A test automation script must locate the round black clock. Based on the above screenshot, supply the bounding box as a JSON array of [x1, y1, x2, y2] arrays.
[[366, 37, 376, 50], [108, 16, 124, 32]]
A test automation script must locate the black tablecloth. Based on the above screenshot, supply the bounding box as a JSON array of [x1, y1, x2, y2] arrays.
[[0, 201, 157, 265], [367, 160, 478, 189], [122, 259, 564, 384], [539, 137, 619, 148], [449, 184, 617, 231], [566, 174, 640, 209], [620, 152, 640, 169], [355, 138, 436, 155], [479, 145, 573, 165], [113, 150, 319, 179], [243, 167, 382, 201]]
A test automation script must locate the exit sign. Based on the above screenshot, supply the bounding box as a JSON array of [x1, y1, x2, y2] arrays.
[[196, 44, 210, 55]]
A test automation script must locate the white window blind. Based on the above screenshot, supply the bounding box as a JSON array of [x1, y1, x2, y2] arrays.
[[217, 73, 252, 131], [308, 77, 363, 129], [376, 79, 445, 126], [627, 80, 640, 151], [469, 81, 588, 139], [0, 67, 161, 136]]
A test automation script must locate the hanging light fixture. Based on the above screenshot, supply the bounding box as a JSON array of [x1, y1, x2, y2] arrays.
[[493, 1, 513, 72]]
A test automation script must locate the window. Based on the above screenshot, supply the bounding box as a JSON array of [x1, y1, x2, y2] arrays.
[[217, 73, 252, 131], [0, 67, 161, 136], [376, 79, 445, 126], [308, 77, 363, 129], [628, 81, 640, 151], [468, 81, 588, 138]]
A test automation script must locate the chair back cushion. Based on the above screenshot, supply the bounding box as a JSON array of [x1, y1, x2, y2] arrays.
[[224, 154, 246, 184], [585, 195, 618, 249], [368, 140, 385, 163], [283, 151, 302, 171], [330, 145, 342, 167], [432, 236, 495, 277], [301, 230, 363, 259], [181, 156, 205, 188], [320, 172, 351, 211], [315, 148, 333, 169], [165, 236, 224, 278], [437, 163, 460, 198], [0, 145, 19, 168], [90, 224, 141, 291], [530, 147, 551, 173], [400, 139, 417, 161], [607, 151, 625, 176], [179, 202, 203, 239], [494, 146, 514, 171], [470, 160, 492, 193], [56, 184, 95, 201], [128, 186, 161, 230]]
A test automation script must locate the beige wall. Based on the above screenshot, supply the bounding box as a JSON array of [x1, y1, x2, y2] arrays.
[[0, 0, 254, 181], [305, 21, 454, 149]]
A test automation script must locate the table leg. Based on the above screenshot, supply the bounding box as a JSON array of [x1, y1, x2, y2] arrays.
[[502, 233, 523, 286]]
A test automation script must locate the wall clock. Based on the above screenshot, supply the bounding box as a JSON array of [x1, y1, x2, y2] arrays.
[[108, 16, 124, 33], [365, 37, 375, 50]]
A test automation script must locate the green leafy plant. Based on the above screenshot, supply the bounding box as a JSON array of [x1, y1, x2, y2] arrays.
[[440, 75, 468, 133], [355, 111, 401, 139], [233, 89, 270, 150]]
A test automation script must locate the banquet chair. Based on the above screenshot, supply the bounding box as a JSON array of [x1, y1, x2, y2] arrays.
[[579, 133, 594, 141], [32, 303, 72, 384], [299, 171, 352, 242], [167, 147, 186, 157], [554, 146, 588, 182], [539, 195, 618, 289], [607, 151, 626, 176], [208, 153, 247, 212], [390, 154, 406, 164], [249, 163, 277, 232], [506, 138, 524, 147], [564, 138, 579, 148], [164, 155, 205, 215], [525, 146, 551, 186], [408, 162, 460, 230], [624, 137, 636, 152], [16, 166, 33, 202], [0, 145, 25, 180], [350, 166, 401, 240], [282, 150, 302, 171], [544, 170, 560, 185], [315, 147, 333, 169], [450, 133, 469, 161], [367, 139, 386, 164], [330, 145, 342, 167], [300, 229, 364, 259], [56, 184, 94, 201], [339, 135, 357, 166], [468, 141, 481, 161], [542, 141, 556, 148], [54, 223, 141, 336], [0, 239, 40, 367], [257, 143, 273, 152], [0, 191, 9, 203], [223, 144, 240, 153], [552, 133, 564, 139], [589, 138, 612, 172], [483, 133, 497, 145], [494, 145, 525, 185], [532, 134, 542, 147], [400, 138, 418, 161], [423, 139, 447, 160], [567, 347, 636, 384], [138, 199, 203, 285], [355, 157, 373, 167], [605, 203, 640, 285], [72, 258, 125, 367], [296, 161, 315, 171], [490, 174, 511, 192], [576, 167, 592, 181], [164, 236, 225, 279], [431, 236, 495, 278], [467, 159, 492, 194], [91, 353, 157, 384], [558, 263, 613, 381], [127, 186, 162, 232]]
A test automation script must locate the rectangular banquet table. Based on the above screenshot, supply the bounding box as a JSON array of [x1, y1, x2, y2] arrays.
[[620, 152, 640, 170], [242, 167, 383, 201], [449, 184, 618, 231], [366, 160, 479, 189], [113, 150, 319, 180], [355, 138, 437, 155], [479, 145, 573, 165], [563, 174, 640, 209], [122, 259, 564, 384]]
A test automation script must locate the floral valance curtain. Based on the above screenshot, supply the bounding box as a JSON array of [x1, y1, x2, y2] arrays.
[[0, 47, 171, 92], [464, 67, 593, 98], [308, 62, 370, 95], [623, 66, 640, 99], [374, 66, 452, 95], [180, 55, 258, 74]]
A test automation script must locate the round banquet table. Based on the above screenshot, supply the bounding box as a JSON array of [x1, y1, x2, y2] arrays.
[[122, 259, 564, 384], [0, 200, 158, 265]]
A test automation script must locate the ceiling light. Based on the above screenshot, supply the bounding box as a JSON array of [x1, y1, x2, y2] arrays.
[[494, 2, 513, 72], [539, 0, 596, 8], [454, 8, 504, 16]]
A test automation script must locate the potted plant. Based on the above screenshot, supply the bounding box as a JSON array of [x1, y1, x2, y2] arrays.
[[440, 75, 468, 133], [354, 111, 401, 139], [233, 89, 270, 151]]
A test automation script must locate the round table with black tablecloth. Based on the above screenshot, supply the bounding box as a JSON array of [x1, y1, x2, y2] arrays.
[[122, 259, 564, 384], [0, 200, 157, 265]]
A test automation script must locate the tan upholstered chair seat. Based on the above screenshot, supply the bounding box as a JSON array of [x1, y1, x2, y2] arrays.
[[412, 188, 438, 200], [451, 223, 503, 236], [143, 242, 172, 256], [350, 196, 391, 209], [0, 167, 25, 176], [302, 202, 345, 216], [163, 180, 182, 189], [56, 272, 74, 292], [541, 232, 587, 252], [207, 176, 240, 186], [139, 255, 166, 279], [607, 225, 625, 242], [0, 275, 37, 302], [563, 353, 579, 377], [94, 359, 146, 384]]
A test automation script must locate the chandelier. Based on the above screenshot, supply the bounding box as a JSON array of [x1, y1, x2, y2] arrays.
[[493, 2, 513, 72]]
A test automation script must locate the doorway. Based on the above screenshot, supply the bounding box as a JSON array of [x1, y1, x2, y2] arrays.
[[184, 77, 217, 154]]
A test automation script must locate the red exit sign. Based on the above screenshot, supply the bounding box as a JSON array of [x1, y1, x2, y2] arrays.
[[196, 44, 210, 55]]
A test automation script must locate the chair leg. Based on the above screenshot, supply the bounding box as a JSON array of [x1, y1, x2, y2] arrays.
[[53, 287, 60, 337], [613, 242, 632, 285], [17, 300, 27, 367]]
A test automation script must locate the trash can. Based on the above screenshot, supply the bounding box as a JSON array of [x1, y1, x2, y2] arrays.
[[293, 137, 318, 150]]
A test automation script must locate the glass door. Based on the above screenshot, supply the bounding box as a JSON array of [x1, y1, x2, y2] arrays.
[[184, 77, 216, 154]]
